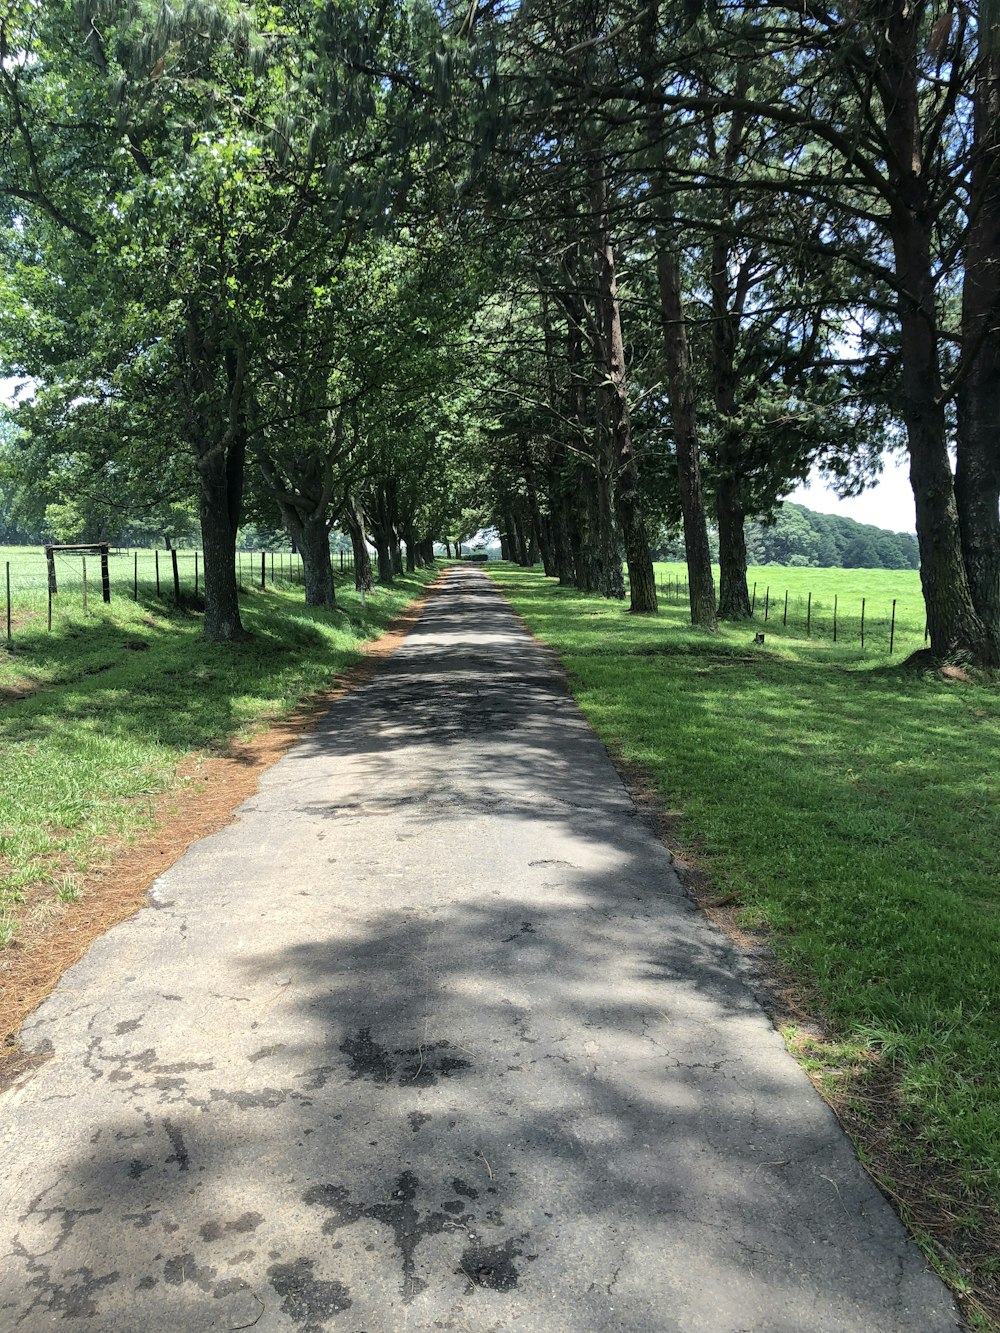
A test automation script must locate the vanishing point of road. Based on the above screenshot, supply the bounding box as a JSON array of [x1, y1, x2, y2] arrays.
[[0, 567, 963, 1331]]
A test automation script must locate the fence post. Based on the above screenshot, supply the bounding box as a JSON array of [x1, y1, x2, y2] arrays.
[[155, 549, 161, 597], [100, 546, 110, 603], [833, 593, 838, 643], [133, 551, 138, 600], [195, 551, 199, 596], [751, 581, 757, 615], [261, 550, 266, 590], [861, 597, 866, 649], [783, 589, 788, 626], [764, 586, 770, 622], [48, 583, 52, 632], [890, 598, 897, 655], [340, 551, 344, 572], [82, 556, 89, 615], [46, 546, 57, 596], [5, 561, 10, 647], [171, 548, 180, 604], [271, 551, 275, 583], [807, 590, 812, 637]]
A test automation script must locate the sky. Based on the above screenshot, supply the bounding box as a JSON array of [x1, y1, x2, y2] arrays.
[[784, 455, 915, 534]]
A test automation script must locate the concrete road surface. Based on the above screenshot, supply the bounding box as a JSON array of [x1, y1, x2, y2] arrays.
[[0, 567, 963, 1331]]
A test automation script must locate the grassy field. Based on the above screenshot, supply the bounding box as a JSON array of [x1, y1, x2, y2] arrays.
[[0, 543, 320, 637], [491, 562, 1000, 1325], [653, 561, 926, 654], [0, 547, 433, 947]]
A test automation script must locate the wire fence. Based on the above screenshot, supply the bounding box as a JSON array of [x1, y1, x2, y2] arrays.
[[1, 546, 359, 646], [657, 575, 926, 654]]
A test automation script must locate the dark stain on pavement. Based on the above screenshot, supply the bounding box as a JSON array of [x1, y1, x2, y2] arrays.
[[21, 1254, 120, 1319], [409, 1111, 432, 1132], [502, 921, 536, 943], [267, 1256, 352, 1330], [303, 1170, 452, 1303], [163, 1119, 189, 1171], [396, 1041, 470, 1085], [339, 1028, 394, 1082], [458, 1236, 529, 1292], [163, 1251, 216, 1293], [338, 1028, 471, 1087], [199, 1211, 263, 1242]]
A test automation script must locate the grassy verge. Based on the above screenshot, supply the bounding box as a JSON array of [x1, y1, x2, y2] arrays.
[[0, 568, 437, 945], [490, 563, 1000, 1326]]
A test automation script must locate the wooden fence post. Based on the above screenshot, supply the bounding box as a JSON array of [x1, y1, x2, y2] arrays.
[[171, 548, 180, 603], [807, 590, 812, 637], [764, 587, 770, 622], [46, 546, 57, 596], [5, 561, 10, 647], [100, 546, 110, 603], [133, 551, 138, 600], [194, 551, 199, 596], [861, 597, 866, 649], [751, 582, 757, 615], [833, 594, 838, 643], [890, 599, 897, 655], [155, 549, 161, 597], [82, 556, 89, 615], [261, 550, 266, 590], [783, 589, 788, 626]]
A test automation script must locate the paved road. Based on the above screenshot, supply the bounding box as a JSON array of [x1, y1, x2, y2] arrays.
[[0, 568, 962, 1332]]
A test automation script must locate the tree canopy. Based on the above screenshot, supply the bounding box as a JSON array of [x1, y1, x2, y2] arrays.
[[0, 0, 996, 659]]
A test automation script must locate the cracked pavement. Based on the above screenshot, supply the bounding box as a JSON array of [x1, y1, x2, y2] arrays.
[[0, 567, 964, 1331]]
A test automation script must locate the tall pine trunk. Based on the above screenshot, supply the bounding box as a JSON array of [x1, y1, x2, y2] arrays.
[[640, 13, 714, 627], [880, 0, 991, 660], [588, 152, 657, 613], [657, 252, 718, 628], [956, 47, 1000, 661]]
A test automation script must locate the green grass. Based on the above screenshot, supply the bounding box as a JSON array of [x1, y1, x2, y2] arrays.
[[653, 560, 926, 654], [490, 562, 1000, 1316], [0, 551, 433, 943]]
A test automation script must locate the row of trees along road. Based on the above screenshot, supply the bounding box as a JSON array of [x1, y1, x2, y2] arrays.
[[0, 0, 998, 662]]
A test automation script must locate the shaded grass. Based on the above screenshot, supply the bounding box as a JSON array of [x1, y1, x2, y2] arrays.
[[491, 563, 1000, 1323], [0, 567, 436, 944]]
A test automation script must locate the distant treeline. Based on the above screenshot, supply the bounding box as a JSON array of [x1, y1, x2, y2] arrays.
[[654, 502, 919, 570]]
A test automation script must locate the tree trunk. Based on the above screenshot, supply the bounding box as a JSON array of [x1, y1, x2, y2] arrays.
[[716, 473, 751, 619], [880, 0, 992, 660], [641, 11, 714, 628], [404, 520, 417, 572], [343, 498, 374, 593], [525, 469, 551, 573], [548, 466, 577, 585], [187, 321, 247, 642], [657, 251, 718, 628], [710, 221, 751, 620], [956, 47, 1000, 660], [588, 152, 656, 613], [199, 460, 246, 642], [279, 502, 335, 608]]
